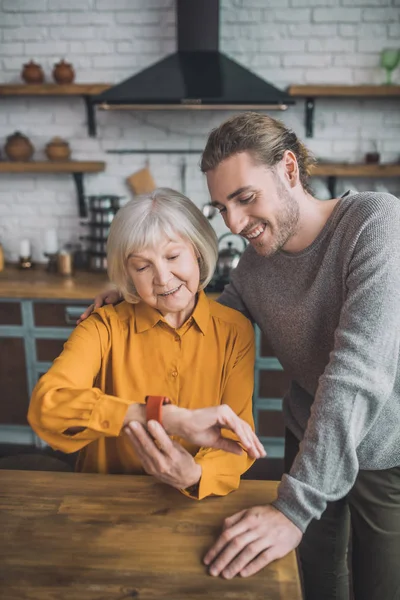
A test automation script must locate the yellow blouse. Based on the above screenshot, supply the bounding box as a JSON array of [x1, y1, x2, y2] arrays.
[[28, 291, 255, 499]]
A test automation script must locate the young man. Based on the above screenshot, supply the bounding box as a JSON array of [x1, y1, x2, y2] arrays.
[[200, 113, 400, 600], [82, 113, 400, 600]]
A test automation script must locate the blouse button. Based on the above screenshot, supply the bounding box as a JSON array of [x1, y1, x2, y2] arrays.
[[101, 420, 110, 429], [171, 370, 178, 378]]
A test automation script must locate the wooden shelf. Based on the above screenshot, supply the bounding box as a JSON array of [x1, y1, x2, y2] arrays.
[[0, 83, 110, 96], [0, 83, 111, 136], [0, 160, 105, 174], [288, 84, 400, 138], [288, 85, 400, 98], [312, 163, 400, 177], [0, 161, 105, 217]]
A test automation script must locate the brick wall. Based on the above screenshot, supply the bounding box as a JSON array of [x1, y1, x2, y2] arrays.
[[0, 0, 399, 262]]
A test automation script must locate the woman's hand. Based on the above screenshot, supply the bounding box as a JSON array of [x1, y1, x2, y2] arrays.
[[124, 421, 202, 490], [164, 405, 266, 460], [77, 288, 122, 324]]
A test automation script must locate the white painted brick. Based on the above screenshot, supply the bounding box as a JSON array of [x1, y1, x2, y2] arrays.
[[68, 11, 112, 25], [115, 11, 161, 25], [247, 0, 289, 6], [2, 0, 47, 11], [0, 42, 24, 55], [47, 0, 93, 11], [223, 38, 261, 53], [343, 0, 390, 4], [308, 39, 356, 52], [304, 67, 354, 84], [92, 54, 139, 68], [287, 23, 337, 37], [353, 69, 387, 85], [245, 54, 282, 69], [96, 0, 169, 9], [283, 54, 332, 67], [333, 54, 380, 68], [290, 0, 336, 5], [69, 40, 115, 54], [313, 8, 362, 22], [50, 27, 97, 40], [274, 8, 311, 22], [1, 13, 24, 26], [389, 23, 400, 37], [223, 9, 263, 23], [117, 40, 162, 53], [362, 8, 399, 22], [94, 25, 142, 40], [258, 39, 306, 53], [3, 27, 49, 41], [339, 23, 388, 37], [24, 42, 69, 55], [23, 12, 69, 25], [357, 38, 397, 52]]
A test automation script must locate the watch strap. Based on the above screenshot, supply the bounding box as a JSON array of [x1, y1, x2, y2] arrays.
[[145, 395, 171, 424]]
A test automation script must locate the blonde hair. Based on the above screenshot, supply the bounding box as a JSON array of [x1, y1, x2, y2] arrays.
[[107, 188, 218, 303], [201, 112, 315, 193]]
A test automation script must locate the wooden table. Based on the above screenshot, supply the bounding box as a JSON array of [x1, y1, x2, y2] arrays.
[[0, 471, 302, 600]]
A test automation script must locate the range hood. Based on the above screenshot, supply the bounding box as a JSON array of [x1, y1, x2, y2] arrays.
[[93, 0, 294, 111]]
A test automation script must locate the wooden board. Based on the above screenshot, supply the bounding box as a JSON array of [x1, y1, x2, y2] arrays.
[[0, 161, 105, 174], [0, 83, 111, 96], [288, 84, 400, 97], [311, 162, 400, 177], [0, 471, 302, 600]]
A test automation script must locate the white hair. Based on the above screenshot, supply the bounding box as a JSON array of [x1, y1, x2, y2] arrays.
[[107, 188, 218, 303]]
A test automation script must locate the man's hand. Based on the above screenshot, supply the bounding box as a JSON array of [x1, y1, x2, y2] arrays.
[[166, 405, 266, 460], [77, 288, 122, 324], [124, 420, 202, 490], [203, 505, 302, 579]]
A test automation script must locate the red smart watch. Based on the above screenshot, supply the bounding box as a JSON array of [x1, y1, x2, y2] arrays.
[[145, 396, 171, 425]]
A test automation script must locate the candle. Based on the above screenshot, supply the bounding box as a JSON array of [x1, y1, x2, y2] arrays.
[[44, 229, 59, 254], [19, 239, 31, 257]]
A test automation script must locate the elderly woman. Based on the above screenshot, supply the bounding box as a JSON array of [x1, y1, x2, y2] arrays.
[[28, 188, 264, 500]]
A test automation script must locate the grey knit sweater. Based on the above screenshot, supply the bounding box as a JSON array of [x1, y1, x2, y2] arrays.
[[218, 191, 400, 533]]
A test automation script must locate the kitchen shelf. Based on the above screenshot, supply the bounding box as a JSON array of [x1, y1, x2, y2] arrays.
[[288, 84, 400, 137], [311, 162, 400, 197], [0, 160, 106, 217], [0, 83, 111, 136]]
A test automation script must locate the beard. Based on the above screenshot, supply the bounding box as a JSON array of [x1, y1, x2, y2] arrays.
[[253, 176, 300, 257]]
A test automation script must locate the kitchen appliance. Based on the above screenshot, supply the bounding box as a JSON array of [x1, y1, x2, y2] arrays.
[[207, 233, 247, 292], [80, 195, 125, 272], [92, 0, 294, 111]]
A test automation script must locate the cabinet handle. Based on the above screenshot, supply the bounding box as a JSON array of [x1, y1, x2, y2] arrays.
[[64, 306, 85, 325]]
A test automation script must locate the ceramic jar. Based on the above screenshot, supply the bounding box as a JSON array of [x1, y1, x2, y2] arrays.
[[4, 132, 35, 161], [45, 137, 71, 161], [21, 60, 44, 84], [52, 59, 75, 84]]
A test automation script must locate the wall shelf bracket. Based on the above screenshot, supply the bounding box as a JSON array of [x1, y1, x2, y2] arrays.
[[305, 97, 315, 138], [84, 96, 97, 137], [72, 172, 87, 218]]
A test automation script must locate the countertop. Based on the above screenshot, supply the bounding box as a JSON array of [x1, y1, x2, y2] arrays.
[[0, 471, 302, 600], [0, 265, 220, 301]]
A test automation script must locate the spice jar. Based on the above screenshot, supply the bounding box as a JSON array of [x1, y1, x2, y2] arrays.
[[52, 59, 75, 84], [45, 137, 71, 161], [57, 250, 73, 276], [21, 60, 44, 84], [4, 132, 35, 161]]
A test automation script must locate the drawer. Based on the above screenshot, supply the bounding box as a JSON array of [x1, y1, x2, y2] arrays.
[[0, 337, 29, 425], [33, 302, 89, 327], [0, 301, 22, 326], [260, 334, 275, 358], [36, 338, 66, 362], [258, 370, 291, 398], [257, 410, 285, 438]]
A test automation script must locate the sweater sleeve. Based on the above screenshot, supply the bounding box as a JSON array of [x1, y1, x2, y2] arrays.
[[27, 313, 131, 453], [181, 318, 256, 500], [273, 200, 400, 532]]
